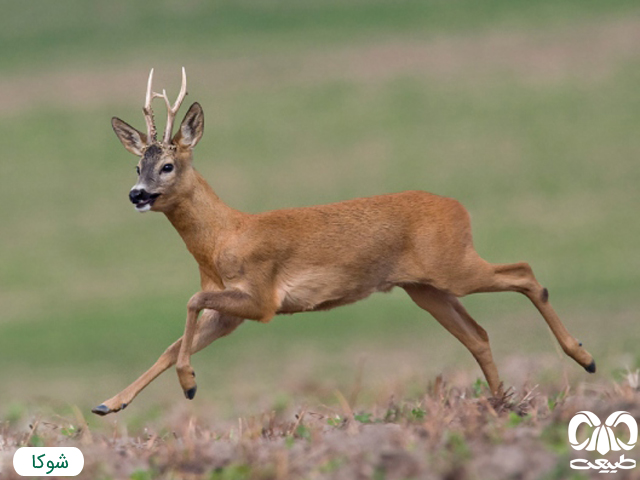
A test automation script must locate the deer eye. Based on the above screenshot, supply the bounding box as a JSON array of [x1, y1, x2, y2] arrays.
[[136, 166, 140, 175], [161, 164, 174, 173]]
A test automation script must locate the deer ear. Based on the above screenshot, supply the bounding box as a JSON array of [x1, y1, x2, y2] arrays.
[[112, 117, 148, 156], [172, 102, 204, 150]]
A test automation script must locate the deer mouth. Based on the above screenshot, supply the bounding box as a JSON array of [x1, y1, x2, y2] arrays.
[[135, 193, 161, 212]]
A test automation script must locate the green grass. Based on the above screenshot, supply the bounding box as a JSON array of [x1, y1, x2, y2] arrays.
[[1, 0, 639, 411], [2, 0, 639, 72]]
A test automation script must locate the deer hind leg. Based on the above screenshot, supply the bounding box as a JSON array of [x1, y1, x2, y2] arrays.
[[463, 260, 595, 374], [92, 310, 243, 416], [404, 284, 502, 395]]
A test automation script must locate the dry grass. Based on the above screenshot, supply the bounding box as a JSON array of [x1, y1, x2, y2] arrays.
[[2, 370, 640, 480]]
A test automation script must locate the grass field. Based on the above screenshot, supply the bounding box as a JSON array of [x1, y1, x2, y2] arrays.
[[1, 1, 640, 478], [2, 376, 640, 480]]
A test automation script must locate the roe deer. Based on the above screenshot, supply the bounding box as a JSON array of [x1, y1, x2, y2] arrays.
[[92, 68, 595, 415]]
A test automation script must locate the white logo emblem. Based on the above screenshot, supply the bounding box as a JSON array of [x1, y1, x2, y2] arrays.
[[568, 411, 638, 473]]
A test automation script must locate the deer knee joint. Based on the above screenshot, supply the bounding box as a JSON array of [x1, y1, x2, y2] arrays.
[[475, 324, 489, 343], [469, 339, 490, 357], [518, 262, 534, 276], [187, 293, 205, 313]]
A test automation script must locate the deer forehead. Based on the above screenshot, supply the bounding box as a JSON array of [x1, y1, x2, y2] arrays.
[[137, 144, 179, 177], [140, 144, 172, 167]]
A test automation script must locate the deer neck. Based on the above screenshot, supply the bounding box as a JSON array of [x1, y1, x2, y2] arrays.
[[164, 170, 242, 263]]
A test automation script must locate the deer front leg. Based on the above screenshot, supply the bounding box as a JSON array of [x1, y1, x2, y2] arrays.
[[92, 310, 243, 416], [176, 305, 199, 399], [176, 289, 275, 399]]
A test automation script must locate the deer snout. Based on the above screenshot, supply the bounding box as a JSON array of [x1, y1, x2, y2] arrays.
[[129, 188, 150, 204], [129, 188, 161, 212]]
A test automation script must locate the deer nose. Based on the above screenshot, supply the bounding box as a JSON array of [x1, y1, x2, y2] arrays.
[[129, 189, 148, 204]]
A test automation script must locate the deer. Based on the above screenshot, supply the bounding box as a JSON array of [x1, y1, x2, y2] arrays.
[[92, 68, 596, 416]]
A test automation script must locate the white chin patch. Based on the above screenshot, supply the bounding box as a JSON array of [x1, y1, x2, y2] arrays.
[[135, 203, 152, 212]]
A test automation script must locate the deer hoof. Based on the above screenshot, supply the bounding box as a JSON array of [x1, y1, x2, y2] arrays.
[[585, 360, 596, 374], [185, 386, 197, 400], [91, 404, 112, 416]]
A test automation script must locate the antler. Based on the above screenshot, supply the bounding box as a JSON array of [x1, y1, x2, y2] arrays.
[[142, 67, 188, 144], [143, 68, 158, 142]]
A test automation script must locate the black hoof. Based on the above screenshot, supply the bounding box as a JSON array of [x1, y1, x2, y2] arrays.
[[91, 404, 111, 416], [185, 386, 197, 400], [585, 360, 596, 374]]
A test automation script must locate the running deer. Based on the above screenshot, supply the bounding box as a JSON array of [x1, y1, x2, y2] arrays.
[[92, 68, 596, 415]]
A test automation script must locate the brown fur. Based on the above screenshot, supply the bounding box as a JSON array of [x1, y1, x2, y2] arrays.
[[93, 92, 595, 416]]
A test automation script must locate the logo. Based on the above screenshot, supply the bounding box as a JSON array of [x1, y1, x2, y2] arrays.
[[568, 411, 638, 473], [13, 447, 84, 476]]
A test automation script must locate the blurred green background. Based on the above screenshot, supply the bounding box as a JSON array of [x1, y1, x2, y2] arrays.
[[0, 0, 639, 418]]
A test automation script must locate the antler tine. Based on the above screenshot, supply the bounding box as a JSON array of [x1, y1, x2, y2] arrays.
[[143, 68, 158, 142], [162, 67, 188, 144]]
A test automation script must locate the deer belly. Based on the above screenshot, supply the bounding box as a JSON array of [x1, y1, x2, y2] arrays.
[[275, 270, 391, 314]]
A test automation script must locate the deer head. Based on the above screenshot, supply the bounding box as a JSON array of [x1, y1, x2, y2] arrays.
[[111, 68, 204, 212]]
